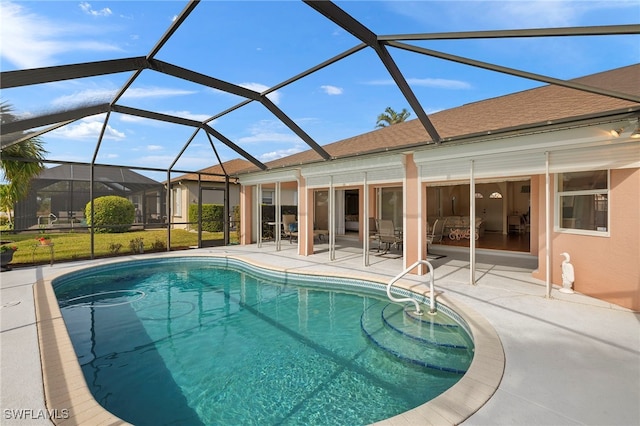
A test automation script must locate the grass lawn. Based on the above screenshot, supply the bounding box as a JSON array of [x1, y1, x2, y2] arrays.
[[0, 229, 235, 267]]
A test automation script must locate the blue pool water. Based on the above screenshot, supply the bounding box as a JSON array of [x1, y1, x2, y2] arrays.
[[53, 257, 473, 425]]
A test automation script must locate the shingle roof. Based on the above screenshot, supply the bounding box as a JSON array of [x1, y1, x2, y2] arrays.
[[249, 64, 639, 172]]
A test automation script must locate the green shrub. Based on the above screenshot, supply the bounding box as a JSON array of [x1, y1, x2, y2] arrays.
[[129, 237, 144, 253], [85, 196, 135, 233], [188, 204, 224, 232], [150, 238, 166, 250]]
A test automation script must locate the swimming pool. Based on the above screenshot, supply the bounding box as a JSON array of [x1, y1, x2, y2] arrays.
[[53, 257, 474, 425]]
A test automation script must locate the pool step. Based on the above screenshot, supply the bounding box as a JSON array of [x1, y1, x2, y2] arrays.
[[360, 302, 473, 374], [382, 304, 470, 349]]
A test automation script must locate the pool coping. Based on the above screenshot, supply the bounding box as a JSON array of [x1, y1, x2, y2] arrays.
[[33, 253, 504, 426]]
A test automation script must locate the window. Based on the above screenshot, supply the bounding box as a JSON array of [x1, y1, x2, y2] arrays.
[[262, 190, 274, 205], [556, 170, 608, 233], [172, 187, 182, 216]]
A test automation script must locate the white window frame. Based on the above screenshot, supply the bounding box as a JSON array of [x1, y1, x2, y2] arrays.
[[172, 187, 182, 217], [262, 190, 274, 205], [555, 169, 610, 237]]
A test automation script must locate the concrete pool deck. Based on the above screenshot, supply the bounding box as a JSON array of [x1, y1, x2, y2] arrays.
[[1, 242, 638, 425]]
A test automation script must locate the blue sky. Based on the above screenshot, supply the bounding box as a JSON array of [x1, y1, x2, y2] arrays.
[[1, 1, 639, 180]]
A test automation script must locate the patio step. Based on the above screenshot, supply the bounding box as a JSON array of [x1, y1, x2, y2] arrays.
[[360, 302, 473, 374]]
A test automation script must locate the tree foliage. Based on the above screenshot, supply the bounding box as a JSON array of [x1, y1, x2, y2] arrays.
[[0, 102, 48, 226], [376, 107, 411, 128], [85, 196, 135, 233]]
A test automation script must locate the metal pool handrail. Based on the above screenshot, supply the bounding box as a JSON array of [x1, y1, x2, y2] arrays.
[[386, 259, 436, 316]]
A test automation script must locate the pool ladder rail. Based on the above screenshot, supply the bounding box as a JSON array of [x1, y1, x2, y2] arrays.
[[386, 259, 436, 316]]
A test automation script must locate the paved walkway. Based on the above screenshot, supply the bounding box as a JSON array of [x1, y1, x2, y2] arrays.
[[1, 242, 638, 425]]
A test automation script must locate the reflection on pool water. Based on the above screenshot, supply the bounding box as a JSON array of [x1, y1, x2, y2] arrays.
[[53, 257, 473, 425]]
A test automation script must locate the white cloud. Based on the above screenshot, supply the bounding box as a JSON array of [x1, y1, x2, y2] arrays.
[[122, 87, 198, 99], [160, 110, 211, 122], [232, 119, 310, 161], [0, 1, 121, 68], [50, 116, 125, 140], [238, 131, 300, 144], [238, 83, 281, 105], [259, 147, 305, 162], [320, 85, 344, 95], [49, 87, 197, 110], [79, 2, 112, 17], [51, 89, 117, 108], [366, 77, 470, 90], [237, 120, 300, 144], [147, 145, 163, 151], [118, 115, 146, 124]]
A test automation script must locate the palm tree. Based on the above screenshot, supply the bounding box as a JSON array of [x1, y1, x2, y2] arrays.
[[376, 107, 411, 128], [0, 102, 47, 227]]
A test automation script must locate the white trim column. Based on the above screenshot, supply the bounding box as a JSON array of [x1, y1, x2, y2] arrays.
[[329, 177, 336, 261], [256, 184, 262, 248], [335, 189, 345, 235], [545, 151, 551, 298], [363, 172, 370, 266], [275, 181, 281, 251], [470, 160, 476, 285], [416, 165, 425, 275]]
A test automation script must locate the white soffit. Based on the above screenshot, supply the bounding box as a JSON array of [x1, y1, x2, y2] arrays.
[[415, 122, 639, 180], [303, 154, 404, 188], [238, 169, 299, 185], [549, 141, 640, 173]]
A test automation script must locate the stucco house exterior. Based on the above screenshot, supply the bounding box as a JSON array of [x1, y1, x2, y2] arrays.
[[169, 159, 255, 230], [233, 64, 640, 311]]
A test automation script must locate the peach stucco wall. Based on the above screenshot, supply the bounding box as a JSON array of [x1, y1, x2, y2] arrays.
[[533, 168, 640, 311], [404, 154, 422, 272], [239, 185, 252, 245], [299, 177, 313, 256]]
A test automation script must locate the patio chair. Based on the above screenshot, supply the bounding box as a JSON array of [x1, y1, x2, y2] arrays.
[[376, 219, 402, 255], [368, 217, 380, 249], [427, 218, 446, 247], [282, 214, 297, 243], [368, 217, 378, 236]]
